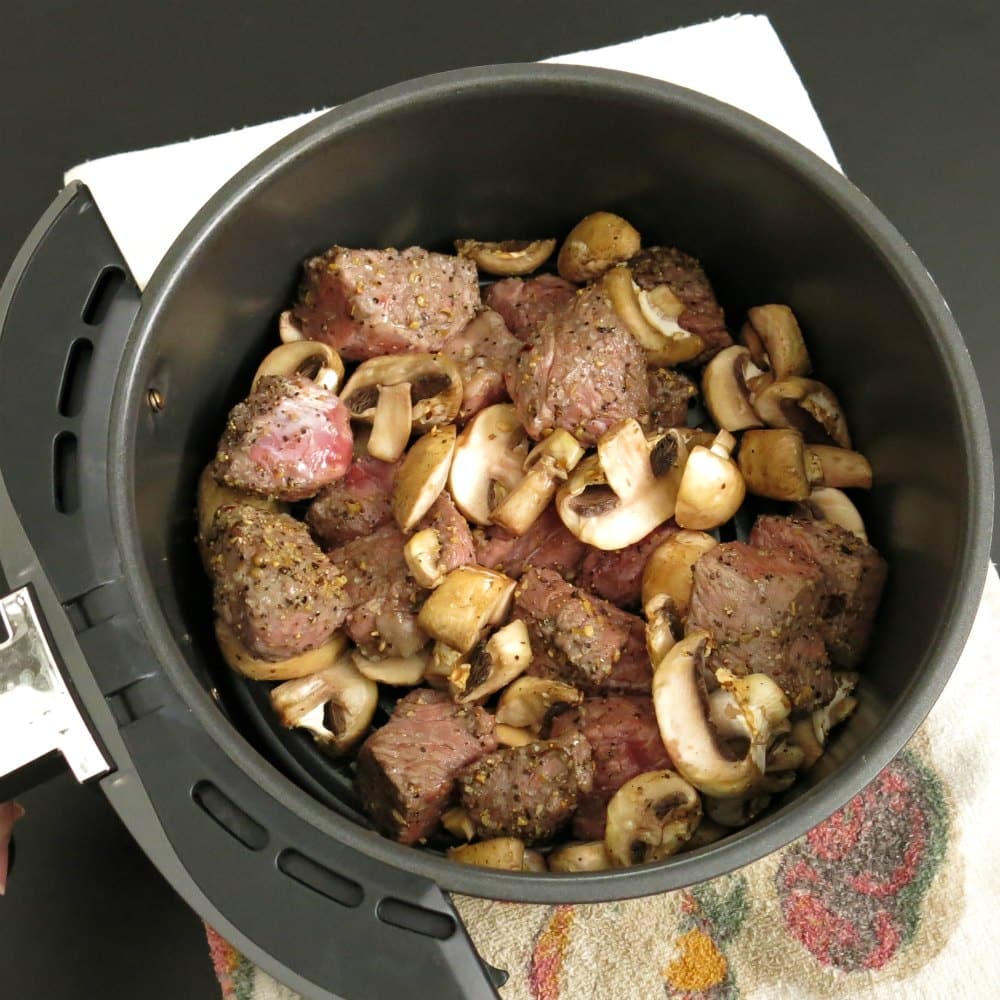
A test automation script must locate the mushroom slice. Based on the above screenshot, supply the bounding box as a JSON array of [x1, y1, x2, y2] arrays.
[[754, 376, 851, 449], [270, 657, 378, 756], [215, 619, 347, 682], [812, 671, 860, 747], [674, 430, 746, 531], [604, 770, 702, 867], [652, 632, 791, 798], [703, 794, 773, 829], [366, 382, 413, 462], [448, 619, 532, 704], [738, 428, 818, 501], [423, 641, 465, 691], [558, 211, 641, 283], [765, 737, 806, 774], [197, 465, 286, 567], [393, 423, 458, 532], [455, 237, 557, 276], [448, 403, 530, 525], [798, 487, 867, 540], [683, 817, 729, 850], [416, 565, 516, 654], [706, 670, 792, 774], [641, 530, 718, 620], [403, 528, 445, 588], [603, 266, 704, 366], [491, 429, 586, 536], [645, 597, 683, 665], [522, 850, 548, 873], [441, 806, 476, 842], [495, 677, 583, 733], [548, 841, 613, 873], [742, 305, 811, 380], [252, 340, 345, 393], [807, 445, 873, 490], [278, 309, 305, 343], [701, 345, 769, 432], [351, 649, 427, 686], [557, 420, 684, 551], [448, 837, 527, 871], [495, 724, 536, 748]]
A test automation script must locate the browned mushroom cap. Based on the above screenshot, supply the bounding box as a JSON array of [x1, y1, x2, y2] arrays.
[[351, 649, 428, 686], [642, 530, 719, 620], [392, 424, 458, 532], [797, 487, 868, 540], [448, 837, 533, 871], [674, 430, 746, 531], [494, 676, 583, 733], [214, 619, 347, 682], [455, 238, 557, 276], [741, 305, 811, 380], [701, 345, 769, 432], [807, 445, 873, 490], [252, 340, 345, 393], [416, 565, 517, 654], [448, 619, 532, 704], [753, 376, 851, 449], [495, 723, 536, 747], [557, 211, 642, 283]]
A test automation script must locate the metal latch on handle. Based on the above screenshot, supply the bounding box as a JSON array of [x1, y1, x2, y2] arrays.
[[0, 586, 110, 782]]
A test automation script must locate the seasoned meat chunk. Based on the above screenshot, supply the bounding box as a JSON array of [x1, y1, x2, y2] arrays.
[[473, 505, 586, 580], [306, 454, 397, 548], [356, 689, 496, 844], [628, 246, 732, 364], [576, 521, 679, 609], [550, 696, 671, 840], [418, 491, 476, 574], [749, 515, 887, 668], [441, 309, 521, 420], [645, 367, 697, 432], [213, 374, 353, 501], [687, 541, 834, 709], [456, 735, 594, 843], [209, 504, 349, 661], [484, 273, 577, 341], [294, 246, 480, 361], [506, 284, 649, 445], [516, 567, 652, 695]]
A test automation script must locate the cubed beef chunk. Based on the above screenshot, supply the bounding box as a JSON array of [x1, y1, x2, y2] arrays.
[[213, 374, 353, 501], [749, 515, 887, 668], [456, 735, 594, 843], [484, 273, 577, 341], [576, 521, 679, 609], [209, 504, 349, 661], [306, 454, 397, 548], [418, 491, 476, 574], [294, 246, 480, 361], [644, 367, 697, 432], [441, 309, 521, 420], [356, 689, 496, 844], [687, 541, 834, 709], [473, 505, 586, 580], [505, 285, 649, 446]]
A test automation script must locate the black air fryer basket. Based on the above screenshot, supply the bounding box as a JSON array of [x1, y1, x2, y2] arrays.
[[0, 66, 992, 1000]]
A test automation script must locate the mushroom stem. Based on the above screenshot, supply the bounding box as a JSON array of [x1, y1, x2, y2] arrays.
[[807, 445, 873, 490], [368, 382, 413, 462], [251, 340, 345, 394], [416, 565, 516, 653]]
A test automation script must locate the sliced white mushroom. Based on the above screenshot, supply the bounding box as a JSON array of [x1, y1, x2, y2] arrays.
[[494, 676, 583, 733], [269, 657, 378, 756], [754, 376, 851, 449], [403, 529, 445, 588], [366, 381, 413, 462], [214, 619, 347, 682], [807, 445, 873, 490], [490, 429, 585, 536], [812, 671, 860, 747], [706, 670, 792, 775], [741, 305, 812, 380], [448, 619, 532, 704], [252, 340, 345, 393], [641, 530, 719, 620], [455, 237, 557, 276], [788, 718, 825, 770], [351, 649, 427, 686], [652, 632, 791, 798], [557, 421, 685, 550], [197, 466, 286, 568], [799, 487, 868, 540], [495, 723, 537, 748], [674, 430, 746, 531], [448, 837, 527, 871], [392, 424, 457, 532], [416, 565, 516, 653], [278, 309, 305, 343], [644, 598, 682, 665], [701, 345, 769, 432], [423, 641, 465, 690], [441, 806, 476, 842], [548, 841, 613, 873], [522, 850, 548, 873], [604, 770, 703, 866], [765, 736, 806, 773], [557, 211, 641, 283], [448, 403, 530, 525]]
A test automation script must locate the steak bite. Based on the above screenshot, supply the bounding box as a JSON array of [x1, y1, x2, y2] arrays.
[[306, 454, 397, 548], [645, 367, 697, 432], [213, 373, 353, 501], [515, 566, 652, 695], [441, 309, 521, 420], [209, 504, 349, 661], [687, 541, 834, 709], [356, 689, 496, 844], [417, 490, 476, 576], [627, 246, 732, 364], [576, 521, 680, 609], [473, 504, 587, 580], [294, 246, 480, 361], [506, 285, 649, 446], [456, 735, 594, 843], [484, 273, 577, 341], [549, 696, 671, 840], [749, 515, 887, 668]]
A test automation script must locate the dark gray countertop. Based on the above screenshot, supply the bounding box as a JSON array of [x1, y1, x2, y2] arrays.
[[0, 2, 996, 997]]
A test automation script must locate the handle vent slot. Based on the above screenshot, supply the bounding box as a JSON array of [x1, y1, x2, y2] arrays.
[[192, 780, 269, 851], [277, 849, 364, 908], [52, 431, 79, 514], [57, 338, 93, 417], [81, 265, 125, 326], [376, 897, 456, 940]]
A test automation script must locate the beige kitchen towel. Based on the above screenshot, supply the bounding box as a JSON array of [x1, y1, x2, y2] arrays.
[[207, 564, 999, 1000]]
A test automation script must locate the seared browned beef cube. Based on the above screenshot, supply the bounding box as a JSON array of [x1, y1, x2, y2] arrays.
[[306, 454, 397, 548], [505, 285, 649, 446], [441, 308, 521, 420], [550, 696, 671, 840], [628, 246, 732, 364], [456, 735, 594, 843], [293, 246, 480, 361], [516, 567, 652, 695], [749, 515, 887, 668], [576, 521, 679, 609], [687, 541, 834, 709], [213, 374, 353, 502], [356, 689, 497, 844], [484, 273, 577, 341], [645, 367, 697, 432], [473, 505, 586, 580], [209, 504, 349, 661]]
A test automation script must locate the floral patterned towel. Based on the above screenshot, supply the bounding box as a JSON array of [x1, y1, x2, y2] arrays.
[[207, 566, 1000, 1000]]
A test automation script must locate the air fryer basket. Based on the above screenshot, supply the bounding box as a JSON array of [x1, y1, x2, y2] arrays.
[[0, 65, 992, 1000]]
